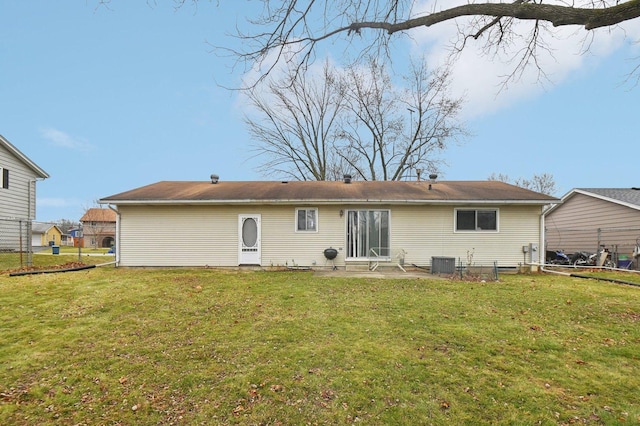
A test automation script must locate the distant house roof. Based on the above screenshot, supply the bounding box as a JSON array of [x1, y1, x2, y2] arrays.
[[0, 134, 49, 179], [545, 188, 640, 215], [80, 208, 117, 222], [100, 180, 559, 206], [32, 222, 62, 234]]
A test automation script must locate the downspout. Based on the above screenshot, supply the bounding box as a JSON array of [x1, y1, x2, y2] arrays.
[[539, 206, 546, 273], [107, 204, 120, 267]]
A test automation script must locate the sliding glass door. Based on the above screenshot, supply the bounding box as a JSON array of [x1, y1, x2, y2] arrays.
[[346, 210, 390, 259]]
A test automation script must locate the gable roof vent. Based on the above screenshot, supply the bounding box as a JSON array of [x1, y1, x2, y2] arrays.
[[343, 174, 352, 184], [210, 174, 219, 184]]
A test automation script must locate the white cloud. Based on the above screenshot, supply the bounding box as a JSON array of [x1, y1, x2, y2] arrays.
[[235, 46, 340, 114], [40, 128, 94, 150], [409, 0, 640, 119], [37, 197, 73, 207]]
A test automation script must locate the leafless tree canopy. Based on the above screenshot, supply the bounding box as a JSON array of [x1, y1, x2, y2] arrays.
[[336, 59, 466, 181], [224, 0, 640, 84], [244, 60, 347, 180], [245, 58, 467, 181], [488, 172, 557, 195]]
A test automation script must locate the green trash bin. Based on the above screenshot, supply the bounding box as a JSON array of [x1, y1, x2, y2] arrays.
[[52, 245, 60, 255]]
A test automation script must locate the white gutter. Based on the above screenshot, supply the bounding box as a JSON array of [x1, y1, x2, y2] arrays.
[[98, 199, 555, 206]]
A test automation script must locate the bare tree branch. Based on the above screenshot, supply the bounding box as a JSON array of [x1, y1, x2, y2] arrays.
[[335, 58, 467, 181], [488, 172, 558, 195], [244, 56, 467, 182], [244, 60, 348, 180], [217, 0, 640, 86], [347, 1, 640, 34]]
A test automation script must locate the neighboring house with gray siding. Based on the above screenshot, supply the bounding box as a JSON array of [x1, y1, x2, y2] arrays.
[[544, 188, 640, 262], [0, 135, 49, 251], [100, 177, 558, 270]]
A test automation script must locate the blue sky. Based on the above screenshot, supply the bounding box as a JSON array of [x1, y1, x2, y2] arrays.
[[2, 1, 639, 223]]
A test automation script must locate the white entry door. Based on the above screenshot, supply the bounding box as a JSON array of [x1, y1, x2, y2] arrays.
[[238, 214, 261, 265]]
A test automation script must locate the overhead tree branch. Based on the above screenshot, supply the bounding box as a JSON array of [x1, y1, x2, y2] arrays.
[[345, 0, 640, 35]]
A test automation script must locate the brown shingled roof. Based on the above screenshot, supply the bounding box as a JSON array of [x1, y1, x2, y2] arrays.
[[100, 180, 558, 205], [80, 208, 117, 222]]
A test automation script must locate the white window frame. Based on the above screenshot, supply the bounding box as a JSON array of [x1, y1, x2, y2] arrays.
[[454, 208, 499, 232], [346, 209, 391, 260], [295, 207, 318, 233]]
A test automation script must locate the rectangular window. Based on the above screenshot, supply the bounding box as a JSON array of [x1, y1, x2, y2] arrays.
[[346, 210, 390, 258], [296, 208, 317, 232], [0, 168, 8, 189], [455, 209, 498, 231]]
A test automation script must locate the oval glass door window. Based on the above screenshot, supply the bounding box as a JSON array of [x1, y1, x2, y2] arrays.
[[242, 218, 258, 248]]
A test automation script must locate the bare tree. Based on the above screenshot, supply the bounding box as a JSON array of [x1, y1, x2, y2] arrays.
[[488, 172, 557, 195], [54, 218, 79, 234], [220, 0, 640, 85], [245, 57, 466, 181], [336, 58, 467, 181], [244, 60, 349, 180]]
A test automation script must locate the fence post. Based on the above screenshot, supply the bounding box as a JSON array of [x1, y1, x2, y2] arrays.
[[26, 220, 32, 267]]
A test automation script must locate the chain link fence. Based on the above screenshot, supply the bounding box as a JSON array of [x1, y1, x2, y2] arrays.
[[0, 217, 33, 269], [545, 225, 640, 268]]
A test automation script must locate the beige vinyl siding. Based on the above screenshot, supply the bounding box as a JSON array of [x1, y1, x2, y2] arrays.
[[545, 193, 640, 254], [118, 205, 238, 267], [118, 205, 348, 267], [261, 205, 345, 267], [392, 205, 541, 268], [116, 203, 543, 268]]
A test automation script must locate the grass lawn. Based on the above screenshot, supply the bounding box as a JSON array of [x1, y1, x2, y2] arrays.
[[0, 246, 114, 273], [1, 267, 639, 425]]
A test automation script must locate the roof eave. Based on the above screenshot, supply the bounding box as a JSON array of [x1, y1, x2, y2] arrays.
[[100, 198, 557, 206], [0, 134, 50, 179], [545, 188, 640, 216], [573, 188, 640, 211]]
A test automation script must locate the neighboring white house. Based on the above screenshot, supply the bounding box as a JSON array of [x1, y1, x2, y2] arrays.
[[0, 134, 49, 252], [99, 177, 559, 271]]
